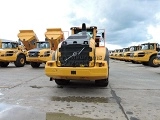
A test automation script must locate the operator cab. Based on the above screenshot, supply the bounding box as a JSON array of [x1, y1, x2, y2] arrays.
[[2, 42, 18, 49], [36, 42, 50, 49]]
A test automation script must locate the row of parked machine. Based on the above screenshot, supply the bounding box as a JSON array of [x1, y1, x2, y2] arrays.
[[109, 42, 160, 67], [0, 28, 66, 68]]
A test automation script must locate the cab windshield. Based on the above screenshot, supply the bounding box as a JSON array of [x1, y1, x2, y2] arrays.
[[77, 31, 93, 38], [141, 44, 154, 50], [130, 47, 135, 51], [2, 42, 18, 49], [37, 42, 50, 49], [123, 48, 129, 52]]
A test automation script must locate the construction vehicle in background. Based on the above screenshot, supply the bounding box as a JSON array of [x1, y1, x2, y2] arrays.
[[121, 47, 130, 61], [129, 45, 142, 63], [26, 28, 65, 68], [0, 39, 26, 67], [109, 50, 115, 59], [116, 49, 123, 60], [131, 42, 160, 67], [45, 23, 109, 87], [0, 30, 38, 67], [111, 49, 120, 60]]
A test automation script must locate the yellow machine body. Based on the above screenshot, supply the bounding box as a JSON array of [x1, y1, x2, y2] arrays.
[[131, 43, 159, 67], [45, 23, 109, 87], [0, 39, 26, 67]]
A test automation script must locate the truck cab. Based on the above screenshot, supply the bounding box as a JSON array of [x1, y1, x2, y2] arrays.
[[132, 43, 159, 67]]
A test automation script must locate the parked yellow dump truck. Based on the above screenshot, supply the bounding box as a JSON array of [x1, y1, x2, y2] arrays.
[[0, 30, 38, 67], [131, 42, 160, 67], [0, 39, 26, 67], [45, 23, 109, 87], [129, 45, 142, 63], [26, 28, 65, 68], [109, 50, 115, 59], [116, 49, 123, 60], [112, 49, 120, 60], [122, 47, 130, 61]]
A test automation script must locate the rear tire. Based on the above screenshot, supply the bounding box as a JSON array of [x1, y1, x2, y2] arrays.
[[14, 54, 26, 67], [31, 62, 41, 68], [55, 79, 70, 85], [0, 62, 9, 67], [95, 78, 109, 87]]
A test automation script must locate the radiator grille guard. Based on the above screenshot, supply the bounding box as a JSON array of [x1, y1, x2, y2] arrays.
[[59, 44, 92, 67]]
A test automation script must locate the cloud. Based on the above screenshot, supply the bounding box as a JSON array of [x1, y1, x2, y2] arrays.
[[0, 0, 160, 50], [66, 0, 160, 49]]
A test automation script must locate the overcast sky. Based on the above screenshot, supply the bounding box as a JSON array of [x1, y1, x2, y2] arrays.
[[0, 0, 160, 50]]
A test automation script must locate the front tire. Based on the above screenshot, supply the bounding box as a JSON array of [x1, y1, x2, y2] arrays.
[[14, 54, 26, 67], [31, 62, 41, 68], [149, 55, 159, 67]]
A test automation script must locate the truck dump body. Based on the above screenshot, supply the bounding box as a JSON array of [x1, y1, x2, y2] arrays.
[[18, 30, 38, 51]]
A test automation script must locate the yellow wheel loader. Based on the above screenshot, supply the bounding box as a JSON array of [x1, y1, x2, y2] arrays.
[[132, 43, 160, 67], [45, 23, 109, 87], [26, 28, 65, 68]]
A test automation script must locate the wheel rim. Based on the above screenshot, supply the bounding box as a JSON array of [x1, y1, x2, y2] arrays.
[[20, 58, 24, 64], [153, 58, 158, 65]]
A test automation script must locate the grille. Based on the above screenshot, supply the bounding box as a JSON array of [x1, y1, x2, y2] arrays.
[[29, 52, 39, 57], [126, 53, 131, 57], [6, 51, 14, 56], [59, 44, 92, 67], [130, 53, 134, 57], [138, 52, 145, 57]]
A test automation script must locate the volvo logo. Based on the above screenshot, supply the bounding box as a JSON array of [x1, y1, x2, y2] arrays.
[[72, 52, 78, 56]]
